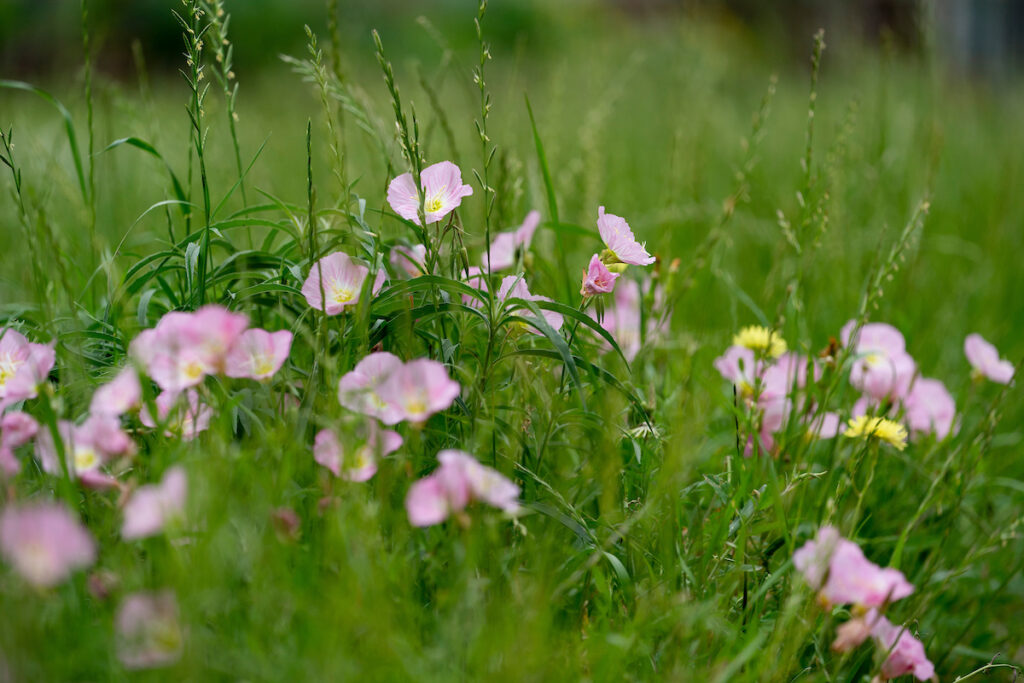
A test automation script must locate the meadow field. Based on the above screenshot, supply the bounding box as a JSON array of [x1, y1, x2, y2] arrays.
[[0, 1, 1022, 680]]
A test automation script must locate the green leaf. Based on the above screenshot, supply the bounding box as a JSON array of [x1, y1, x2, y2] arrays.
[[101, 137, 188, 214]]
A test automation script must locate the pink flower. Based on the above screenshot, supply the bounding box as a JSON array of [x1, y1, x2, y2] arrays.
[[224, 328, 293, 380], [805, 411, 842, 439], [600, 279, 643, 361], [0, 502, 96, 587], [870, 615, 935, 681], [498, 276, 564, 333], [904, 378, 956, 440], [313, 425, 403, 482], [483, 210, 541, 271], [375, 358, 461, 425], [0, 329, 55, 409], [581, 254, 619, 297], [842, 321, 917, 401], [713, 346, 760, 391], [313, 429, 342, 477], [964, 333, 1014, 384], [390, 244, 427, 278], [35, 416, 134, 489], [405, 450, 519, 526], [387, 161, 474, 226], [794, 526, 913, 608], [302, 252, 374, 316], [122, 466, 187, 540], [337, 352, 404, 423], [438, 450, 520, 514], [597, 206, 655, 266], [0, 411, 38, 475], [91, 366, 142, 417], [462, 266, 489, 309], [116, 590, 183, 669], [140, 390, 211, 441]]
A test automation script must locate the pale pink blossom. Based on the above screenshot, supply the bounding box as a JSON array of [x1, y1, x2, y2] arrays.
[[0, 329, 55, 409], [964, 333, 1014, 384], [313, 429, 343, 477], [122, 466, 187, 540], [462, 266, 489, 309], [224, 329, 293, 380], [831, 616, 873, 653], [406, 476, 453, 527], [483, 210, 541, 271], [842, 321, 917, 400], [140, 390, 211, 441], [870, 615, 935, 681], [498, 276, 564, 333], [0, 502, 96, 587], [581, 254, 619, 297], [35, 416, 134, 489], [337, 352, 404, 423], [714, 347, 760, 389], [438, 450, 520, 514], [805, 411, 842, 439], [313, 425, 403, 482], [391, 244, 427, 278], [387, 161, 474, 226], [597, 206, 655, 266], [405, 450, 519, 526], [116, 590, 183, 669], [0, 411, 38, 475], [302, 252, 373, 316], [599, 279, 643, 361], [91, 366, 142, 417], [904, 377, 956, 440], [375, 359, 460, 425]]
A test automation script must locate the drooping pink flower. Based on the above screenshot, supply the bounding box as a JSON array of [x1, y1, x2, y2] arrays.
[[964, 333, 1014, 384], [387, 161, 474, 226], [597, 206, 655, 266], [140, 390, 211, 441], [224, 329, 293, 381], [122, 466, 187, 540], [337, 352, 404, 423], [599, 279, 643, 361], [0, 502, 96, 587], [35, 416, 134, 489], [497, 276, 564, 333], [0, 329, 55, 409], [581, 254, 619, 297], [842, 321, 917, 400], [313, 429, 342, 477], [831, 615, 873, 653], [870, 614, 935, 681], [301, 252, 372, 316], [375, 358, 461, 426], [406, 476, 453, 527], [91, 366, 142, 417], [116, 590, 183, 669], [405, 450, 520, 526], [483, 210, 541, 272], [390, 244, 427, 278], [0, 411, 39, 475], [313, 425, 403, 482], [904, 377, 956, 440], [438, 450, 520, 514]]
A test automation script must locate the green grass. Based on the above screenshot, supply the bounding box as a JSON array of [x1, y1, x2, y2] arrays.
[[1, 2, 1023, 680]]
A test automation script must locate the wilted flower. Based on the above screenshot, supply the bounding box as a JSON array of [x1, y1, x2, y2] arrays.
[[596, 206, 655, 267], [375, 358, 461, 426], [870, 615, 936, 681], [581, 254, 619, 297], [337, 352, 404, 423], [122, 466, 187, 540], [832, 615, 873, 653], [224, 328, 293, 380], [483, 210, 541, 272], [0, 329, 55, 409], [843, 415, 908, 451], [0, 411, 38, 475], [387, 160, 473, 225], [301, 252, 375, 316], [733, 325, 787, 359], [842, 321, 916, 401], [91, 366, 142, 417], [116, 591, 183, 670], [390, 244, 427, 278], [0, 502, 96, 587], [964, 333, 1014, 384], [405, 450, 520, 526], [498, 276, 564, 333], [903, 378, 956, 440], [140, 390, 211, 441]]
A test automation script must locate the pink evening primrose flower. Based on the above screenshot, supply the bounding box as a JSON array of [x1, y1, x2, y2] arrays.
[[140, 389, 212, 441], [337, 352, 405, 423], [302, 252, 377, 316], [387, 161, 474, 226], [0, 502, 96, 587], [483, 210, 541, 272], [0, 411, 39, 476], [313, 425, 403, 482], [375, 358, 461, 426], [405, 450, 520, 526], [0, 329, 55, 409], [870, 615, 936, 681], [904, 377, 956, 440], [599, 279, 643, 361], [224, 328, 293, 381], [841, 321, 917, 401], [116, 590, 183, 670], [390, 244, 428, 278], [498, 276, 564, 333], [713, 346, 761, 394], [964, 333, 1014, 384], [35, 416, 134, 490], [597, 206, 655, 267], [122, 466, 187, 540], [90, 366, 142, 417], [581, 254, 620, 297]]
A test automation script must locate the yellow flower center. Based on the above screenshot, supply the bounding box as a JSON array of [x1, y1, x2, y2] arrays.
[[329, 282, 355, 305], [253, 356, 274, 377], [182, 359, 205, 382], [425, 195, 444, 213], [74, 447, 99, 472], [353, 447, 372, 471], [406, 398, 427, 415], [0, 354, 23, 388]]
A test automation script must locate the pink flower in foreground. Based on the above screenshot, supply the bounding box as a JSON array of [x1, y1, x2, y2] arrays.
[[224, 328, 293, 380], [313, 425, 402, 482], [116, 591, 183, 670], [391, 244, 427, 278], [337, 352, 404, 422], [140, 390, 211, 441], [91, 366, 142, 417], [375, 359, 461, 426], [387, 161, 474, 226], [302, 252, 373, 316], [870, 615, 935, 681], [35, 416, 134, 489], [794, 526, 913, 609], [0, 329, 55, 409], [597, 206, 655, 267], [122, 466, 187, 540], [904, 377, 956, 440], [0, 411, 39, 475], [0, 502, 96, 587], [964, 333, 1014, 384], [405, 450, 520, 526], [498, 276, 564, 333], [483, 210, 541, 272], [842, 321, 917, 401], [581, 254, 619, 297]]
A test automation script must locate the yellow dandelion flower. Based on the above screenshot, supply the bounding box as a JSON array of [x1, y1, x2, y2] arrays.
[[732, 325, 787, 358], [842, 415, 908, 451]]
